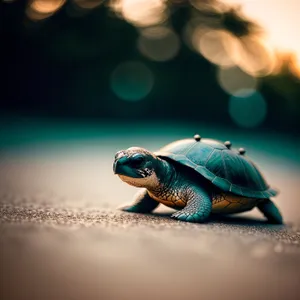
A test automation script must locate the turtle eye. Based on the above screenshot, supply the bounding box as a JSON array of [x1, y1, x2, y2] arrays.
[[130, 154, 145, 167]]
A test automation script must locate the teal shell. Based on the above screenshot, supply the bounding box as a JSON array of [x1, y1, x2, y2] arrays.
[[154, 138, 277, 199]]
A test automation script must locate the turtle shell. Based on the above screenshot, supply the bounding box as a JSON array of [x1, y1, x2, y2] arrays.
[[154, 138, 277, 199]]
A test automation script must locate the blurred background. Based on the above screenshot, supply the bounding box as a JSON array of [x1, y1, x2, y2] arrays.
[[1, 2, 300, 300], [1, 0, 300, 133]]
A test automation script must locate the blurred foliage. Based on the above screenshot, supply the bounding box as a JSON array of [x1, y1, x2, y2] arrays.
[[1, 0, 300, 134]]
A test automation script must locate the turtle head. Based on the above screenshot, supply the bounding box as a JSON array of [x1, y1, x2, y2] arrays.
[[113, 147, 160, 188]]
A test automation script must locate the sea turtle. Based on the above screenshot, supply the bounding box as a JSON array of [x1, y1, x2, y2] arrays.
[[113, 135, 283, 224]]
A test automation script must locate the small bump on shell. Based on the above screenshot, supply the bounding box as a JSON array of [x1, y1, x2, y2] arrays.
[[155, 138, 278, 198], [224, 141, 232, 149], [239, 148, 246, 155], [194, 134, 201, 142]]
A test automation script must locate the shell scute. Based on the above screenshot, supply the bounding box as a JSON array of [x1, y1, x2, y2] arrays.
[[186, 142, 214, 166], [155, 138, 278, 199]]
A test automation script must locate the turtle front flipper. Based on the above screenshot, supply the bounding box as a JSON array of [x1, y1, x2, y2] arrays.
[[257, 199, 283, 224], [118, 188, 159, 213], [171, 185, 212, 223]]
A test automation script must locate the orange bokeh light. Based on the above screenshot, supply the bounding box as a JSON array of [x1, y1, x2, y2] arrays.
[[227, 37, 277, 77], [194, 28, 236, 67], [31, 0, 65, 14], [222, 0, 300, 77]]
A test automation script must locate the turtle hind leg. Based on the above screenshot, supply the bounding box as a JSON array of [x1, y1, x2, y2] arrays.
[[171, 185, 212, 223], [118, 188, 159, 213], [257, 199, 283, 224]]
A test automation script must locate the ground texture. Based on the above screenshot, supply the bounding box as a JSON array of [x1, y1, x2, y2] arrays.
[[1, 120, 300, 300]]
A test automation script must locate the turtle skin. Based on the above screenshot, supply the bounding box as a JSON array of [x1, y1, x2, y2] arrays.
[[155, 138, 277, 199]]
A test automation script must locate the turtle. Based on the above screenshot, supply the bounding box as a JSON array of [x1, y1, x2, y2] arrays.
[[113, 135, 283, 224]]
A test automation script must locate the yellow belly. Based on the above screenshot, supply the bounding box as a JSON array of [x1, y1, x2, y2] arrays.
[[211, 193, 260, 214], [148, 191, 186, 208], [149, 191, 260, 214]]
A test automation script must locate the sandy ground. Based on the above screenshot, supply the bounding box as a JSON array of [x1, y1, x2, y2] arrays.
[[0, 120, 300, 300]]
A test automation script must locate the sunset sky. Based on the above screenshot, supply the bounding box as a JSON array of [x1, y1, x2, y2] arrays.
[[224, 0, 300, 60]]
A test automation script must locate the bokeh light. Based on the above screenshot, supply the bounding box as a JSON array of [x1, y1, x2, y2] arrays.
[[31, 0, 65, 14], [111, 0, 167, 27], [27, 0, 66, 20], [230, 37, 276, 77], [138, 27, 180, 62], [228, 90, 267, 128], [110, 61, 154, 101], [188, 13, 278, 77], [222, 0, 300, 78], [217, 66, 258, 96], [194, 28, 236, 67]]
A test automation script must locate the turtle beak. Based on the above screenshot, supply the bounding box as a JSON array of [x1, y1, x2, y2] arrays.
[[113, 152, 129, 175], [113, 151, 143, 178]]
